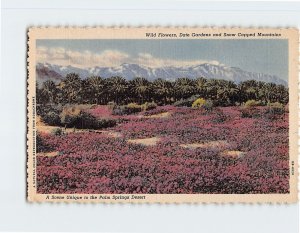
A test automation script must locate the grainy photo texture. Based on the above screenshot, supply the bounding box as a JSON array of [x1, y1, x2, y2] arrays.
[[27, 28, 298, 203]]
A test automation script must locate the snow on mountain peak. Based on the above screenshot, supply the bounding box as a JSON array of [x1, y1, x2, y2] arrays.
[[36, 62, 287, 86]]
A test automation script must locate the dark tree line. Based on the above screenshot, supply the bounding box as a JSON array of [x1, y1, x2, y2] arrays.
[[37, 73, 289, 106]]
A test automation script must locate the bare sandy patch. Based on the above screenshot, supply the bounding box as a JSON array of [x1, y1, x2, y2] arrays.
[[37, 116, 46, 126], [180, 140, 230, 150], [37, 125, 77, 134], [143, 112, 171, 119], [128, 137, 160, 146], [37, 151, 59, 157], [37, 116, 68, 133], [220, 150, 246, 158], [99, 130, 122, 138], [37, 125, 122, 137], [37, 125, 59, 134]]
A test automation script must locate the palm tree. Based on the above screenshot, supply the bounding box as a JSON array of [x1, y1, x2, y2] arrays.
[[40, 80, 57, 104], [106, 76, 128, 104], [129, 77, 151, 104], [205, 79, 220, 100], [86, 76, 106, 104], [174, 78, 195, 101], [61, 73, 83, 103], [36, 83, 46, 105], [275, 84, 289, 104], [238, 80, 259, 103], [194, 77, 208, 98], [263, 82, 278, 103], [217, 80, 239, 106], [255, 81, 267, 104], [151, 78, 172, 105]]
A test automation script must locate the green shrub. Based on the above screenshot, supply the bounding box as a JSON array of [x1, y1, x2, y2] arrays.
[[173, 95, 200, 107], [126, 103, 142, 114], [212, 108, 227, 123], [65, 111, 117, 130], [113, 102, 154, 115], [244, 100, 261, 108], [240, 100, 264, 118], [77, 111, 97, 129], [60, 105, 84, 127], [192, 98, 206, 109], [51, 128, 63, 136], [96, 118, 117, 129], [203, 99, 214, 112], [37, 104, 62, 118], [42, 111, 61, 126], [36, 133, 54, 153], [112, 105, 127, 115], [142, 102, 157, 111], [267, 102, 284, 113], [240, 107, 262, 118], [107, 101, 116, 110], [265, 102, 285, 119], [113, 103, 142, 115], [60, 113, 78, 128]]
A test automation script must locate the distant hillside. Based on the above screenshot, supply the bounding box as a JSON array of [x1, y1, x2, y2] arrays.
[[36, 62, 287, 86]]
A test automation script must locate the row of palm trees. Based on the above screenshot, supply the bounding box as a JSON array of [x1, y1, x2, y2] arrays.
[[37, 73, 289, 106]]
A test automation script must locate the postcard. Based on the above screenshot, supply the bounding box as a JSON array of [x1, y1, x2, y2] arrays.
[[27, 27, 298, 203]]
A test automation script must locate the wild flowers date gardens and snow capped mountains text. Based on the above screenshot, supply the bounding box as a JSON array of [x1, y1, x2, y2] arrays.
[[145, 32, 282, 38]]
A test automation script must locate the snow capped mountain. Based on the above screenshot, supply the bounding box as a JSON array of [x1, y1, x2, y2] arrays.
[[36, 62, 287, 86]]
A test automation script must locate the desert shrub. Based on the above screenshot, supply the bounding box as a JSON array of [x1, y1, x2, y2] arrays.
[[37, 104, 62, 117], [240, 108, 262, 118], [38, 104, 62, 126], [240, 100, 264, 118], [81, 112, 117, 129], [96, 118, 117, 129], [203, 99, 214, 112], [51, 128, 63, 136], [142, 102, 157, 111], [240, 108, 251, 118], [41, 111, 61, 126], [264, 102, 285, 120], [62, 111, 117, 129], [173, 95, 200, 107], [212, 108, 227, 123], [126, 103, 142, 114], [267, 102, 285, 114], [62, 105, 82, 116], [112, 105, 127, 116], [36, 133, 54, 153], [192, 98, 206, 109], [77, 112, 97, 129], [60, 113, 78, 128], [244, 100, 261, 108], [76, 112, 96, 129], [113, 103, 144, 115], [40, 104, 93, 127], [60, 105, 85, 127], [107, 101, 116, 109]]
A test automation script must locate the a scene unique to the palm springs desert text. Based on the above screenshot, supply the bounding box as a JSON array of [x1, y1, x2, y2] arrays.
[[27, 28, 298, 203]]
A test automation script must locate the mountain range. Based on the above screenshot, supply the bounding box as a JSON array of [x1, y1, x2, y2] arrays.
[[36, 62, 287, 86]]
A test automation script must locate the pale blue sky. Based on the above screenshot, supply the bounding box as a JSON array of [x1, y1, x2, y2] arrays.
[[37, 39, 288, 80]]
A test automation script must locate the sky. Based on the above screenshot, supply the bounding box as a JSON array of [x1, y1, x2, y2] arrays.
[[36, 39, 288, 81]]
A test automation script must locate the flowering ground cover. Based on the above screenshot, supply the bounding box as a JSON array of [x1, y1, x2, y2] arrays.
[[36, 106, 289, 194]]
